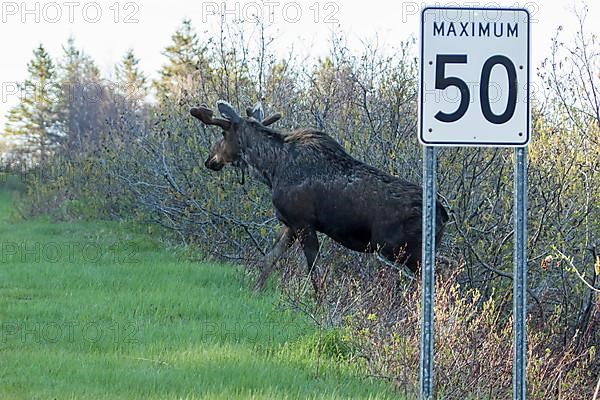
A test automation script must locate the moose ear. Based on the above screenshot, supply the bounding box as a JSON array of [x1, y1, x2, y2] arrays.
[[216, 100, 241, 123], [250, 102, 264, 121]]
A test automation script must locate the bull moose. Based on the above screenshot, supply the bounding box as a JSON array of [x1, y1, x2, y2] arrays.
[[190, 101, 448, 297]]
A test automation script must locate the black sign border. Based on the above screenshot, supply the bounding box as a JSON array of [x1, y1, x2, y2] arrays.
[[419, 6, 531, 147]]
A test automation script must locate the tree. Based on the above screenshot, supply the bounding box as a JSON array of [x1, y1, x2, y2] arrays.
[[537, 3, 600, 339], [55, 37, 107, 150], [4, 44, 59, 158], [154, 19, 208, 100], [115, 48, 148, 108]]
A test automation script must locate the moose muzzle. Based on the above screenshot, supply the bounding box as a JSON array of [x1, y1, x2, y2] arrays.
[[204, 156, 224, 171]]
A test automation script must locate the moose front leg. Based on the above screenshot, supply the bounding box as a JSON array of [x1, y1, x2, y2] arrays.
[[255, 225, 294, 291], [297, 228, 326, 301]]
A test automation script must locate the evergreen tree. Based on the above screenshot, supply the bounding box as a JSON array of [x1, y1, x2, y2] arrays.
[[115, 48, 147, 108], [154, 19, 207, 100], [4, 44, 59, 152], [55, 37, 105, 144]]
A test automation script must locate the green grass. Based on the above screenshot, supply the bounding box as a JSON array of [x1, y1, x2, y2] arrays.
[[0, 191, 396, 399]]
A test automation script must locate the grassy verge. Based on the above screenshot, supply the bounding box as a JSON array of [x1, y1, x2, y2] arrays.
[[0, 190, 396, 399]]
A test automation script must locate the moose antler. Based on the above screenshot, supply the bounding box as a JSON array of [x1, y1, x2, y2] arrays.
[[190, 104, 231, 129], [261, 113, 282, 126], [191, 103, 281, 128]]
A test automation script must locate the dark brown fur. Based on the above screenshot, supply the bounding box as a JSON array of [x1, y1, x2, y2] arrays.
[[192, 101, 449, 297]]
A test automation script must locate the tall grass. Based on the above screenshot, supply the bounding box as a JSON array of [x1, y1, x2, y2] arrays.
[[0, 190, 396, 399]]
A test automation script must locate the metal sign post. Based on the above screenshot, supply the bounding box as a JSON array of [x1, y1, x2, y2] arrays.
[[513, 146, 527, 398], [418, 7, 531, 399], [420, 145, 436, 399]]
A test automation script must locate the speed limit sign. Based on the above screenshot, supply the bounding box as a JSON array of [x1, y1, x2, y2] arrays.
[[419, 7, 530, 146]]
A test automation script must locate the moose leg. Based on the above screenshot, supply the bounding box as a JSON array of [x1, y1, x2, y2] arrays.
[[297, 228, 325, 301], [255, 225, 294, 291]]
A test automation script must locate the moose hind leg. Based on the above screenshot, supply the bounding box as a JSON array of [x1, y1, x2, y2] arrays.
[[256, 225, 294, 291], [395, 244, 421, 273], [380, 242, 419, 275]]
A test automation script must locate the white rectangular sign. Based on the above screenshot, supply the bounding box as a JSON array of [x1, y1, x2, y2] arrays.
[[419, 7, 530, 146]]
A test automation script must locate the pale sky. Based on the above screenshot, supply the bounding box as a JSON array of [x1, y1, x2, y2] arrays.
[[0, 0, 598, 129]]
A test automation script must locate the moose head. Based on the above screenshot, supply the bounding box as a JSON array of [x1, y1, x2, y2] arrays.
[[190, 101, 281, 171]]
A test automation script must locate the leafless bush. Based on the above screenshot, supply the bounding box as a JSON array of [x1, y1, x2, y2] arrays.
[[286, 263, 597, 399]]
